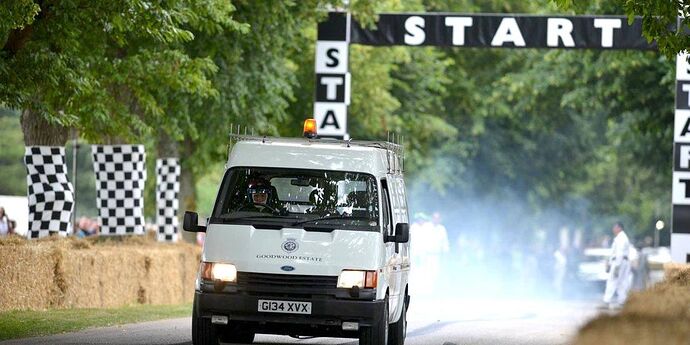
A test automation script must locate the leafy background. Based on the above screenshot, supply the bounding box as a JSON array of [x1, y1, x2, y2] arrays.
[[0, 0, 678, 248]]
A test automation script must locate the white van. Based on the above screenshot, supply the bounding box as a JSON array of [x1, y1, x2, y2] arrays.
[[184, 123, 411, 345]]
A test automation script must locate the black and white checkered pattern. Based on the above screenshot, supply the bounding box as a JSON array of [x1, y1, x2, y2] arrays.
[[156, 158, 180, 242], [24, 146, 74, 238], [92, 145, 147, 235]]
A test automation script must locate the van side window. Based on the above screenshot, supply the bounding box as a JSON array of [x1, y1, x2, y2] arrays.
[[381, 179, 393, 237]]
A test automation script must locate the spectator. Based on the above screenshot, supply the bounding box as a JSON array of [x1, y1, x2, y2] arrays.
[[86, 218, 99, 236], [75, 217, 99, 238], [602, 222, 633, 309], [74, 217, 89, 238], [0, 207, 15, 236]]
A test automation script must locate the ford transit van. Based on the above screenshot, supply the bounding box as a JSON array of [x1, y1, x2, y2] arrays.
[[184, 125, 410, 345]]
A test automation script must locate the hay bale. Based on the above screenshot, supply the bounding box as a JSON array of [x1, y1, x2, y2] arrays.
[[59, 242, 200, 308], [663, 263, 690, 287], [574, 262, 690, 344], [622, 284, 690, 318], [0, 241, 56, 310], [573, 314, 690, 345], [0, 236, 201, 311], [60, 246, 147, 308], [0, 234, 29, 247], [140, 245, 199, 305]]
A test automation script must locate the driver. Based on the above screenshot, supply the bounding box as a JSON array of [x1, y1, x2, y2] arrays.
[[245, 177, 282, 213]]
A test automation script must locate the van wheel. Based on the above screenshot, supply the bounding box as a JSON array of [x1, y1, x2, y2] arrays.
[[192, 303, 219, 345], [388, 295, 407, 345], [360, 295, 389, 345], [220, 326, 255, 344]]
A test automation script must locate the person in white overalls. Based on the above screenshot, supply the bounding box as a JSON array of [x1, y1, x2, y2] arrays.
[[603, 222, 632, 309], [409, 213, 434, 296]]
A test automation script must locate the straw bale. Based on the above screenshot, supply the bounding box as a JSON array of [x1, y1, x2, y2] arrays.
[[573, 314, 690, 345], [0, 236, 201, 311], [663, 263, 690, 287], [0, 234, 29, 247], [574, 263, 690, 344], [0, 241, 55, 310], [621, 284, 690, 319]]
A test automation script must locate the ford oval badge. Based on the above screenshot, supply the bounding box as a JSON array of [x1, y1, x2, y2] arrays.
[[281, 265, 295, 272]]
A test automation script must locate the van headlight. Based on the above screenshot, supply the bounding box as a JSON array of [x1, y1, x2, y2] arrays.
[[337, 270, 377, 289], [200, 262, 237, 283]]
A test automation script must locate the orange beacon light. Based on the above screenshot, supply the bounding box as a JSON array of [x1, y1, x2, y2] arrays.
[[303, 119, 317, 138]]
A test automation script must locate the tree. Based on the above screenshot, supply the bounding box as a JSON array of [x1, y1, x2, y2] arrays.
[[174, 0, 417, 214], [0, 1, 240, 146], [552, 0, 690, 59], [405, 0, 674, 241], [0, 108, 25, 196]]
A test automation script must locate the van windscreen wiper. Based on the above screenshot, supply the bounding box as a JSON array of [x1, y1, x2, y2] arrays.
[[215, 215, 299, 223], [292, 215, 371, 226]]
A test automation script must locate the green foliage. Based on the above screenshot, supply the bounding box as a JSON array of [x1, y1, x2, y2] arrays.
[[476, 49, 673, 235], [394, 0, 674, 240], [195, 162, 225, 216], [63, 140, 98, 218], [0, 109, 25, 196], [0, 0, 677, 243], [0, 1, 240, 143], [552, 0, 690, 59], [0, 0, 39, 33]]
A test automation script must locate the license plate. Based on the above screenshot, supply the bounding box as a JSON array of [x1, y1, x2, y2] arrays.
[[258, 299, 312, 315]]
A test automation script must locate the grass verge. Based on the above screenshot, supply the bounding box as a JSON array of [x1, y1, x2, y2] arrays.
[[0, 303, 191, 341]]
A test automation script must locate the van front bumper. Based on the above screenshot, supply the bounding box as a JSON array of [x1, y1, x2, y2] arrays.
[[194, 290, 385, 332]]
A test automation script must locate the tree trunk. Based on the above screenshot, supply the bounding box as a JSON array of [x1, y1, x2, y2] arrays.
[[178, 138, 197, 243], [20, 109, 68, 146], [155, 132, 181, 242], [21, 108, 72, 238], [156, 131, 179, 158]]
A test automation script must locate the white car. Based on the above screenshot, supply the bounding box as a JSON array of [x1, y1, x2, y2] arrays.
[[577, 247, 639, 287], [577, 248, 612, 284], [184, 122, 411, 345]]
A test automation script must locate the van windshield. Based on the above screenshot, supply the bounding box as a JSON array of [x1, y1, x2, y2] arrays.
[[211, 167, 379, 231]]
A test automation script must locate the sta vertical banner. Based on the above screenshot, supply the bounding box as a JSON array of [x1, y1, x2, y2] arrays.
[[314, 13, 350, 139], [673, 53, 690, 263]]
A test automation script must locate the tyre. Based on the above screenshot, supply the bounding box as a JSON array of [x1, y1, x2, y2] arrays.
[[388, 295, 407, 345], [192, 301, 219, 345], [359, 295, 389, 345], [220, 327, 255, 344]]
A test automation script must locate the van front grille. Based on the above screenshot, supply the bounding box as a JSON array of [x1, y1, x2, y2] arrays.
[[237, 272, 338, 290]]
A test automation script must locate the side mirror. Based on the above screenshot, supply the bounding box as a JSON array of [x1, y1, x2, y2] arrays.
[[393, 223, 410, 243], [183, 211, 207, 233]]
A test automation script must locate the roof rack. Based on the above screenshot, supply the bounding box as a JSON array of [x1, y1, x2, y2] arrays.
[[227, 124, 405, 174]]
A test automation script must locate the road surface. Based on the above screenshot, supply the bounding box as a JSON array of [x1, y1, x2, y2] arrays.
[[0, 299, 600, 345]]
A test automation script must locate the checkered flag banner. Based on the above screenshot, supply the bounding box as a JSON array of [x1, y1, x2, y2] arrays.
[[156, 158, 180, 242], [24, 146, 74, 239], [92, 145, 147, 235]]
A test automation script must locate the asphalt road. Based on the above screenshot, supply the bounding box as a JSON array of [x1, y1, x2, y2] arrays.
[[0, 299, 599, 345]]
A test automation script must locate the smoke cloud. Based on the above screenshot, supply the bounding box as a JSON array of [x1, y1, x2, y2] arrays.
[[406, 182, 605, 302]]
